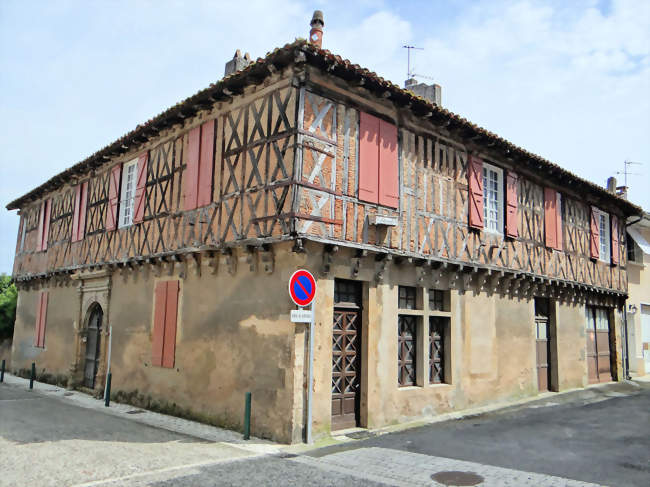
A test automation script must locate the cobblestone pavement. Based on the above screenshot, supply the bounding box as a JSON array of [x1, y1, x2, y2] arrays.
[[294, 447, 605, 487], [2, 374, 648, 486]]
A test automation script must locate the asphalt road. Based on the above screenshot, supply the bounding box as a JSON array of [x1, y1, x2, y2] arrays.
[[311, 380, 650, 487]]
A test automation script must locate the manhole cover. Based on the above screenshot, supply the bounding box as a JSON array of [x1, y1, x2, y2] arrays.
[[126, 409, 145, 415], [431, 471, 484, 486]]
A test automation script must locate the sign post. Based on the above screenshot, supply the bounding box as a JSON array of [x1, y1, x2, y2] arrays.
[[288, 270, 316, 444]]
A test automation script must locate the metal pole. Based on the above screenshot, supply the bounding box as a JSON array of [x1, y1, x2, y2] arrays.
[[306, 302, 314, 444], [30, 362, 35, 389], [104, 326, 113, 403], [1, 359, 5, 382], [243, 392, 252, 440]]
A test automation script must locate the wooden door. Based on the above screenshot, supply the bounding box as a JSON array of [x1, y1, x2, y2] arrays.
[[586, 307, 613, 384], [84, 306, 103, 389], [331, 280, 362, 430], [536, 317, 550, 391]]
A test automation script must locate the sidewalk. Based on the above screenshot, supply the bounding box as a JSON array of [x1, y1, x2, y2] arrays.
[[1, 372, 280, 454]]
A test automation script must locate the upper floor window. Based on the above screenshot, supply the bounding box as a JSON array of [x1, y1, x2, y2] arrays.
[[358, 111, 399, 209], [119, 158, 138, 228], [482, 162, 503, 233], [593, 208, 611, 263]]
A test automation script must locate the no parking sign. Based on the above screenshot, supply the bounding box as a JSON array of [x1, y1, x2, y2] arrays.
[[288, 269, 316, 307]]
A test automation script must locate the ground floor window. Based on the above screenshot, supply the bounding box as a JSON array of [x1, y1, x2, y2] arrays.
[[429, 317, 449, 384], [398, 315, 417, 386]]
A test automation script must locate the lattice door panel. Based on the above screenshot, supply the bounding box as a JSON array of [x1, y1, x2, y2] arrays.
[[429, 317, 446, 384], [331, 307, 361, 430]]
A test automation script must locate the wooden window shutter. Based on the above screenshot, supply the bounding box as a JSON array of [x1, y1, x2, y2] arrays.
[[544, 188, 557, 249], [72, 182, 88, 242], [555, 192, 563, 251], [358, 111, 380, 204], [589, 206, 600, 259], [106, 165, 122, 231], [505, 172, 518, 237], [38, 199, 52, 252], [37, 201, 45, 251], [611, 215, 619, 265], [132, 152, 148, 223], [378, 119, 399, 208], [183, 126, 201, 210], [162, 280, 179, 368], [152, 281, 167, 367], [152, 280, 179, 368], [197, 120, 215, 208], [35, 291, 48, 348], [468, 156, 484, 229]]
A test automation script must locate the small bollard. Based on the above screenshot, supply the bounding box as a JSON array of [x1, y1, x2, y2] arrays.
[[104, 372, 112, 407], [243, 392, 252, 440], [1, 359, 5, 383], [29, 362, 35, 390]]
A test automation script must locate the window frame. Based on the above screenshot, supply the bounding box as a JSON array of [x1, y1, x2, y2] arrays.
[[593, 208, 611, 263], [118, 158, 139, 228], [482, 162, 504, 235]]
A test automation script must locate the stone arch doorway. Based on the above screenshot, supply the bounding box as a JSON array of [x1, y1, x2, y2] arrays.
[[83, 303, 103, 389]]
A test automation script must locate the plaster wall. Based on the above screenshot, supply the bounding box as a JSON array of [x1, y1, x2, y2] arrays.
[[626, 234, 649, 375], [11, 285, 77, 376]]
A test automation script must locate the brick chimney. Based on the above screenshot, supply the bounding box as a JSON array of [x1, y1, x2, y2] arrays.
[[405, 77, 442, 106], [224, 50, 252, 77], [309, 10, 324, 49]]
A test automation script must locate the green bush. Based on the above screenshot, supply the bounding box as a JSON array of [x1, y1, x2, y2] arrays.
[[0, 274, 17, 341]]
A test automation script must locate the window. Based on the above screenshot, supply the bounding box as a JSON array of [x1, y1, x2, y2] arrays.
[[34, 291, 48, 348], [429, 289, 447, 312], [152, 280, 180, 368], [119, 158, 138, 228], [358, 111, 399, 208], [398, 286, 417, 310], [482, 162, 503, 233], [627, 236, 640, 263], [595, 209, 611, 263], [429, 317, 448, 384], [398, 315, 417, 386]]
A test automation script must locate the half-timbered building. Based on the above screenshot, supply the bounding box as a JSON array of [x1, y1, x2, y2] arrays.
[[6, 13, 642, 442]]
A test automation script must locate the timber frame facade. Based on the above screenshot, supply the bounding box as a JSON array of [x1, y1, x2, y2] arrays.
[[7, 40, 642, 442]]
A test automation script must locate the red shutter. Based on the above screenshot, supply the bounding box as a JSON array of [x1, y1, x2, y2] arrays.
[[71, 182, 88, 242], [106, 165, 122, 231], [184, 126, 201, 210], [468, 156, 484, 229], [133, 152, 148, 223], [197, 120, 215, 208], [590, 207, 600, 259], [40, 199, 52, 251], [378, 119, 399, 208], [611, 216, 619, 265], [555, 192, 563, 251], [505, 172, 518, 237], [35, 291, 48, 348], [162, 280, 179, 368], [544, 188, 557, 249], [72, 184, 81, 242], [152, 281, 167, 367], [37, 201, 45, 251], [358, 112, 380, 204]]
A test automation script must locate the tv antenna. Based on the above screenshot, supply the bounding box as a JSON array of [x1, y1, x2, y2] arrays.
[[402, 45, 423, 79], [615, 160, 643, 189]]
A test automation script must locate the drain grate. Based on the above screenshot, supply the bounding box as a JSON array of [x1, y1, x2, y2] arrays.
[[126, 409, 145, 415], [431, 471, 484, 486]]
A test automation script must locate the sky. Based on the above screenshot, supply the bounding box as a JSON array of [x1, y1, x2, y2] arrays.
[[0, 0, 648, 274]]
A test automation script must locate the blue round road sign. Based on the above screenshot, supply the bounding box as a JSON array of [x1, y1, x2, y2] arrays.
[[288, 269, 316, 307]]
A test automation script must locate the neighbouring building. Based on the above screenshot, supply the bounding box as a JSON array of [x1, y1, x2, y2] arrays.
[[625, 212, 650, 377], [6, 12, 642, 443]]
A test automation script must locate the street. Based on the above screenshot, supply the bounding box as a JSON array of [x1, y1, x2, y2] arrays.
[[1, 376, 649, 486]]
